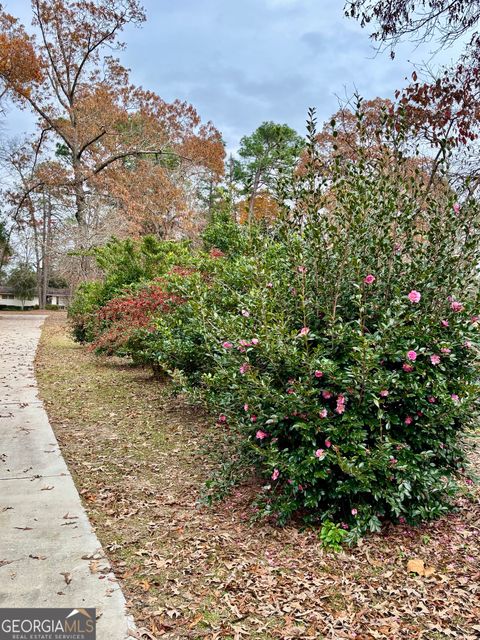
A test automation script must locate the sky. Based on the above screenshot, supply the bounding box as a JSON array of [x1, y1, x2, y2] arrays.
[[2, 0, 466, 153]]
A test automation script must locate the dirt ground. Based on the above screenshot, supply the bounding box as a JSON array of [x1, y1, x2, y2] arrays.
[[35, 314, 480, 640]]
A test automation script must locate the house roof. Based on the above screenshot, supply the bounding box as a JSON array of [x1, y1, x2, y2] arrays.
[[0, 286, 71, 296]]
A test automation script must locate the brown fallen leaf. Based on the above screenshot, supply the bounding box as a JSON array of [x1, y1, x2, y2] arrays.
[[41, 485, 54, 491], [406, 558, 435, 577], [60, 571, 72, 585], [0, 559, 15, 567], [89, 560, 99, 573], [14, 526, 33, 531], [29, 554, 47, 560], [407, 558, 425, 575]]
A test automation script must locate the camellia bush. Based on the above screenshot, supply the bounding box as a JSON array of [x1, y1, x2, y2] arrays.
[[70, 102, 480, 540], [174, 105, 480, 538]]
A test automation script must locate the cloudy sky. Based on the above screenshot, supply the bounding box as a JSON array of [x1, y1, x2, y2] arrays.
[[2, 0, 464, 152]]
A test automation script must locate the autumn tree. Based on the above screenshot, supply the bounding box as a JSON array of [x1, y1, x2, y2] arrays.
[[234, 122, 304, 224], [0, 10, 42, 107], [347, 0, 480, 192], [345, 0, 480, 54], [0, 138, 69, 307], [0, 1, 224, 243]]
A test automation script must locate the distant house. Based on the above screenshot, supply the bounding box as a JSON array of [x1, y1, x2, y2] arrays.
[[0, 286, 71, 309]]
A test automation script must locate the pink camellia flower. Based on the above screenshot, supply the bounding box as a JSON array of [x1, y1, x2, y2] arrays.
[[218, 414, 227, 423], [319, 408, 328, 419], [441, 347, 451, 354], [417, 410, 424, 417], [470, 315, 479, 324], [299, 327, 310, 336], [314, 370, 323, 378], [404, 416, 413, 425], [256, 430, 267, 440], [266, 282, 273, 288], [325, 439, 332, 448], [222, 341, 233, 349], [380, 389, 389, 397], [364, 274, 376, 285], [239, 363, 250, 375], [428, 396, 437, 403], [389, 457, 398, 465], [243, 403, 249, 411], [251, 338, 259, 345], [451, 300, 464, 312], [322, 390, 332, 399], [441, 319, 449, 327], [464, 340, 472, 349], [335, 394, 346, 414], [399, 516, 406, 524], [430, 354, 441, 365], [315, 448, 325, 458], [241, 309, 250, 317], [286, 388, 294, 394], [250, 415, 257, 423], [239, 339, 251, 347], [271, 468, 280, 481], [451, 393, 460, 402], [402, 363, 414, 372], [297, 265, 307, 273], [351, 508, 358, 516], [408, 290, 421, 303], [453, 202, 460, 213], [407, 350, 417, 361]]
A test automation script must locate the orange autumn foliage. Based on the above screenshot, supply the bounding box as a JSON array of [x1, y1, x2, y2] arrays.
[[0, 1, 225, 237], [237, 193, 280, 225]]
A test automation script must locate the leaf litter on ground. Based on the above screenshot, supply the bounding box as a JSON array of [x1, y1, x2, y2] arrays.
[[35, 314, 480, 639]]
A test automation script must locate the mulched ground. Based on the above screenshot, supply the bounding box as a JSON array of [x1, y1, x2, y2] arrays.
[[35, 314, 480, 640]]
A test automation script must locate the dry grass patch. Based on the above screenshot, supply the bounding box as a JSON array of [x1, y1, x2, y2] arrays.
[[36, 315, 480, 640]]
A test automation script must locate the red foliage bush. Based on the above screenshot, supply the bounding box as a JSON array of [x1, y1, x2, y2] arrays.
[[91, 280, 183, 354]]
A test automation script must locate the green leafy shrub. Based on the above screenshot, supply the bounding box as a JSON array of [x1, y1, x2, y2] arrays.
[[69, 236, 193, 342], [173, 107, 480, 537], [68, 281, 104, 342], [75, 104, 480, 539]]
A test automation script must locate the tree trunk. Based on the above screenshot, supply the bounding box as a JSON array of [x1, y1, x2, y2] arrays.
[[248, 168, 261, 225], [72, 159, 87, 227], [72, 161, 93, 281]]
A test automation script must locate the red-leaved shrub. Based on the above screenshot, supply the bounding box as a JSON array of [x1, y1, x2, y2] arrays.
[[92, 280, 183, 354]]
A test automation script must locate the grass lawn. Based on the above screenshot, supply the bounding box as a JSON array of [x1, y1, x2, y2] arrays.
[[36, 314, 480, 640]]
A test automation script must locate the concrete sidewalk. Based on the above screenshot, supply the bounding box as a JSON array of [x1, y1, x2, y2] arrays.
[[0, 314, 134, 638]]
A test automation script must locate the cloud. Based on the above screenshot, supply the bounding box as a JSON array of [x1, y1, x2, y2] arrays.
[[2, 0, 470, 154]]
